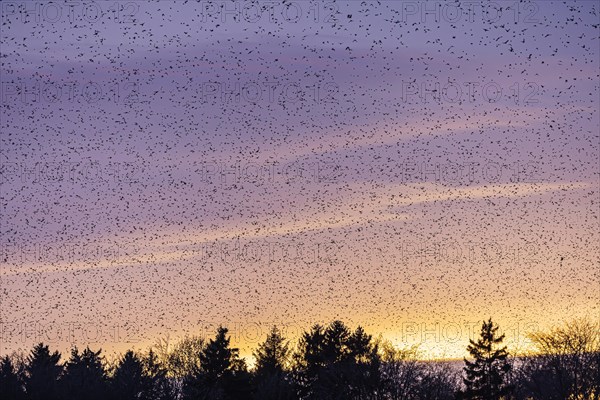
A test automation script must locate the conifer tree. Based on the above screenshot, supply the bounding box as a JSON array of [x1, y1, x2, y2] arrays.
[[461, 318, 512, 399], [254, 326, 290, 377], [60, 346, 108, 400], [111, 350, 145, 400], [183, 326, 251, 400], [0, 355, 25, 400], [253, 326, 295, 400], [24, 343, 62, 400], [294, 321, 380, 400]]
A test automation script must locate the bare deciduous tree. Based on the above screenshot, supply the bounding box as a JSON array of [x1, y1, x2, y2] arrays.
[[516, 318, 600, 399]]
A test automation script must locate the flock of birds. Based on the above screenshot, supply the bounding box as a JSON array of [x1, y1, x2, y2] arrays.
[[0, 1, 598, 357]]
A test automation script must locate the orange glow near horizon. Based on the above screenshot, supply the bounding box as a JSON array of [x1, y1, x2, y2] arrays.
[[1, 0, 598, 377]]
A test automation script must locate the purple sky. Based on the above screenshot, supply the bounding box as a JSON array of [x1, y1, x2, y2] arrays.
[[1, 0, 599, 360]]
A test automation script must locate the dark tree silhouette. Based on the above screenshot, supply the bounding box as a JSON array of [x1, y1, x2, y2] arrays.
[[254, 326, 290, 377], [110, 349, 176, 400], [378, 342, 421, 399], [183, 326, 251, 400], [514, 319, 600, 400], [111, 350, 147, 400], [0, 355, 25, 400], [253, 326, 295, 400], [417, 361, 460, 400], [2, 318, 598, 400], [153, 333, 205, 397], [24, 343, 62, 400], [377, 340, 459, 400], [143, 349, 177, 400], [161, 334, 205, 379], [459, 318, 512, 400], [60, 346, 108, 400], [344, 326, 381, 399], [294, 320, 380, 400]]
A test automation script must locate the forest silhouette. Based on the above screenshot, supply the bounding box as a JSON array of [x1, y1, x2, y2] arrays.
[[0, 318, 598, 400]]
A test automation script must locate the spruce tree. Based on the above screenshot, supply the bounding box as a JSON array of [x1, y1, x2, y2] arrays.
[[295, 321, 380, 400], [60, 346, 108, 400], [200, 327, 236, 381], [111, 350, 145, 400], [0, 355, 25, 400], [253, 326, 295, 400], [461, 318, 512, 399], [254, 326, 290, 377], [24, 343, 62, 400], [183, 326, 251, 400]]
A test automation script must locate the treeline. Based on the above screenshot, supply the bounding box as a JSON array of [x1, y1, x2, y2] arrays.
[[0, 318, 598, 400]]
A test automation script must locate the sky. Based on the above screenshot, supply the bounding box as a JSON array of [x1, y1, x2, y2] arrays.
[[0, 0, 599, 361]]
